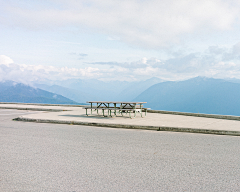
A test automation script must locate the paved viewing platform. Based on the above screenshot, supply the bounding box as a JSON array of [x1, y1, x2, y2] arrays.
[[1, 103, 240, 136]]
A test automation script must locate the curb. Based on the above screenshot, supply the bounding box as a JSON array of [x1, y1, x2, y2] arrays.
[[13, 117, 240, 136], [0, 107, 66, 112], [0, 102, 87, 107], [148, 110, 240, 121]]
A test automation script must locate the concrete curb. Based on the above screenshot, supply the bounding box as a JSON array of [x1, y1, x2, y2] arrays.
[[0, 107, 66, 112], [148, 109, 240, 121], [0, 102, 87, 107], [13, 117, 240, 136]]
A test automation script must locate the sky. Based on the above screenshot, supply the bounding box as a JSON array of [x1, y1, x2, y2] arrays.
[[1, 0, 240, 83]]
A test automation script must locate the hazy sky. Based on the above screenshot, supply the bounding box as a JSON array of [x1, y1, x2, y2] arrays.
[[1, 0, 240, 83]]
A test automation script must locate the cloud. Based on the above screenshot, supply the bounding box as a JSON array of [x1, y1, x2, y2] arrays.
[[87, 61, 147, 68], [87, 58, 161, 68], [85, 42, 240, 80], [2, 0, 240, 48], [0, 57, 101, 83], [0, 55, 14, 65], [222, 42, 240, 61], [107, 36, 120, 41], [69, 52, 88, 57], [0, 55, 174, 83], [78, 53, 88, 57], [2, 44, 240, 84], [156, 43, 240, 78], [69, 52, 88, 60]]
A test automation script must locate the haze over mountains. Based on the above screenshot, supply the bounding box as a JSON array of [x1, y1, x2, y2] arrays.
[[0, 81, 79, 105], [34, 77, 164, 102], [135, 77, 240, 116], [1, 77, 240, 116]]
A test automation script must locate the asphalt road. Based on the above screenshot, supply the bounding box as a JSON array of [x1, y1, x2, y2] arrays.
[[1, 109, 240, 191]]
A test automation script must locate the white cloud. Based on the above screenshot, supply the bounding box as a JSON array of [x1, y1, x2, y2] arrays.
[[88, 57, 161, 68], [87, 43, 240, 79], [2, 0, 240, 48], [0, 57, 102, 83], [2, 43, 240, 84], [0, 55, 14, 65], [0, 55, 177, 82]]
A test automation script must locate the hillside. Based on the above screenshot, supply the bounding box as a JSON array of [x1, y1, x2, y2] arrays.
[[0, 81, 79, 105], [134, 77, 240, 116]]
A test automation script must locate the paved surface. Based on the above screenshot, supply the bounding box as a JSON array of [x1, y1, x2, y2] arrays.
[[1, 103, 240, 135], [1, 109, 240, 191]]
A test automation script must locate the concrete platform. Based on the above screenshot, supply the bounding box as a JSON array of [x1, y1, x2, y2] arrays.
[[1, 103, 240, 136]]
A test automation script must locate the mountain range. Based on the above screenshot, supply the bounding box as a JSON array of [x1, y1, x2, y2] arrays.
[[134, 77, 240, 116], [1, 77, 240, 116], [34, 77, 164, 102], [0, 81, 79, 105]]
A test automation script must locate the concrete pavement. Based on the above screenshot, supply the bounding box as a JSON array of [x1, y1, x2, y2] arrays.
[[1, 103, 240, 136], [2, 109, 240, 191]]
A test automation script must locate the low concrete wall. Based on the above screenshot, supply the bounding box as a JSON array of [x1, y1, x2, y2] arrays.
[[0, 102, 87, 107], [148, 109, 240, 121], [0, 106, 65, 112]]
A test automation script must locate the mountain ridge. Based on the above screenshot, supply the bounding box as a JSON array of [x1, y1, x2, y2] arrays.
[[0, 81, 80, 105], [134, 77, 240, 116]]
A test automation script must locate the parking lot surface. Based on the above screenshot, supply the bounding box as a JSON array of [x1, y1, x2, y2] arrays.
[[1, 109, 240, 191]]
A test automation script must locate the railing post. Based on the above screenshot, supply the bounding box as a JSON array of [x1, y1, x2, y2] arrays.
[[91, 103, 92, 115], [97, 103, 98, 115]]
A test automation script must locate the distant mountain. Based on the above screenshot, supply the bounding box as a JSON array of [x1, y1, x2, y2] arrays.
[[36, 79, 134, 101], [0, 81, 80, 105], [34, 78, 164, 102], [224, 78, 240, 84], [34, 83, 91, 103], [54, 79, 133, 93], [134, 77, 240, 116], [117, 77, 164, 101]]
